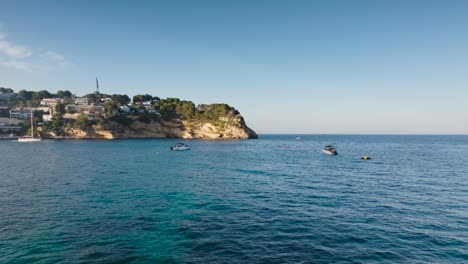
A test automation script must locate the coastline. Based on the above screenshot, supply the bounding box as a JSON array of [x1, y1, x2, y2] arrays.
[[1, 136, 257, 140], [0, 91, 258, 141]]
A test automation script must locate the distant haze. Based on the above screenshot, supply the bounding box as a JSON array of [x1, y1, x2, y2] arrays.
[[0, 1, 467, 134]]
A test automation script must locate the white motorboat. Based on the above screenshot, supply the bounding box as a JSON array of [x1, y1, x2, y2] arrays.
[[322, 145, 337, 155], [18, 109, 41, 142], [170, 143, 190, 151]]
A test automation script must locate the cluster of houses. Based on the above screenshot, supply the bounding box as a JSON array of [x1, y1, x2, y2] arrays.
[[0, 93, 15, 100], [0, 105, 19, 135], [4, 97, 102, 122], [2, 95, 159, 123], [0, 89, 165, 136]]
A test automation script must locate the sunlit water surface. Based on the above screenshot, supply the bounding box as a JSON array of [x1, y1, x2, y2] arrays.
[[1, 135, 467, 263]]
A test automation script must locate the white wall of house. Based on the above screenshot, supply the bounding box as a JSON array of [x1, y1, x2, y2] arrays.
[[40, 98, 62, 107], [74, 97, 89, 105], [42, 115, 53, 122]]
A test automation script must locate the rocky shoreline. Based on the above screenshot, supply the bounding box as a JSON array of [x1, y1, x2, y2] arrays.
[[40, 115, 258, 140], [0, 88, 258, 140]]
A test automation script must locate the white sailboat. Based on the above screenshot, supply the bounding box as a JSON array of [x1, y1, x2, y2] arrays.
[[18, 109, 41, 142]]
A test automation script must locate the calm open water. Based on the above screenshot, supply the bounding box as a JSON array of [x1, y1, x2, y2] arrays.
[[0, 135, 467, 263]]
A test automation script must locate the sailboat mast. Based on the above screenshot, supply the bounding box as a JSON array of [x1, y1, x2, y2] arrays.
[[31, 109, 34, 137]]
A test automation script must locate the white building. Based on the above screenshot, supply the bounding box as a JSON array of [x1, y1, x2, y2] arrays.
[[74, 97, 89, 105], [119, 105, 132, 113], [143, 103, 155, 111], [66, 104, 104, 115], [42, 114, 53, 122], [9, 109, 32, 120], [40, 98, 62, 107]]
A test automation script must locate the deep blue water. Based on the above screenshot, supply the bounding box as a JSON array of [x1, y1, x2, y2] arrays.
[[1, 135, 467, 263]]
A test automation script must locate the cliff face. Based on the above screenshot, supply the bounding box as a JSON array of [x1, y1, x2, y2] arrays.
[[57, 115, 257, 140]]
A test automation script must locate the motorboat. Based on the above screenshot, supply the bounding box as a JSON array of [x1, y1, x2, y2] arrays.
[[322, 145, 337, 155], [170, 143, 190, 151]]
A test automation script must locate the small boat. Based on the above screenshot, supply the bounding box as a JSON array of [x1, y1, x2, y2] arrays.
[[18, 109, 41, 142], [361, 155, 371, 160], [18, 136, 42, 142], [170, 143, 190, 151], [322, 145, 337, 155]]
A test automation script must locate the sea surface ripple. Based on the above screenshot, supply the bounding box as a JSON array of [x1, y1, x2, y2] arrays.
[[1, 135, 467, 263]]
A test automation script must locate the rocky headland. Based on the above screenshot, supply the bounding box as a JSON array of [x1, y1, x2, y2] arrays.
[[0, 88, 257, 140], [50, 114, 257, 140]]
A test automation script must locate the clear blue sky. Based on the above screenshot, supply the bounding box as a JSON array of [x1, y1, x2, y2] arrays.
[[0, 0, 467, 134]]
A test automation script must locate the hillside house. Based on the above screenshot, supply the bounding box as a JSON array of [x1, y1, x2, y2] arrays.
[[40, 98, 62, 107], [74, 97, 89, 105]]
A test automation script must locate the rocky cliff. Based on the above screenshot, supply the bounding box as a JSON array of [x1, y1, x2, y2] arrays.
[[53, 115, 257, 140]]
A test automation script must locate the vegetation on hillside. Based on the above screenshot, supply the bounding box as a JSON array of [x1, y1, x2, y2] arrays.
[[1, 88, 246, 136]]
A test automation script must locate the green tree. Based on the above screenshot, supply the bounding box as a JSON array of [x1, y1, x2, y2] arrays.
[[55, 102, 66, 116], [133, 94, 153, 104], [0, 87, 14, 93], [85, 93, 111, 104], [17, 90, 33, 100], [34, 110, 45, 122], [175, 101, 196, 119], [43, 119, 63, 135], [32, 90, 53, 101], [75, 114, 88, 128], [85, 93, 99, 104], [104, 101, 118, 117], [50, 120, 63, 135], [111, 94, 131, 106], [198, 104, 239, 121], [56, 90, 73, 98], [62, 96, 74, 104]]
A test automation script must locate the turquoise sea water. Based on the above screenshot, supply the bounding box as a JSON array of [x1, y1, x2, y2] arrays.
[[1, 135, 467, 263]]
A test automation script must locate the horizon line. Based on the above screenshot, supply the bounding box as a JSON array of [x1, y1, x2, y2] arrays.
[[258, 133, 468, 136]]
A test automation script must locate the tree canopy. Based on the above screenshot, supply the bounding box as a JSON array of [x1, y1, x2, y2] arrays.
[[17, 90, 33, 100], [55, 102, 66, 116], [4, 88, 243, 124], [111, 94, 131, 106], [0, 87, 14, 93], [104, 101, 118, 117], [56, 90, 73, 98], [133, 94, 155, 103]]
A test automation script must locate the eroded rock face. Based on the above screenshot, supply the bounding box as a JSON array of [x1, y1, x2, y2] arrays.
[[58, 115, 257, 140], [61, 126, 114, 139], [186, 116, 257, 139]]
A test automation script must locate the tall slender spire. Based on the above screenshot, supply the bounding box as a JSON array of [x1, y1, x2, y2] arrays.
[[95, 77, 99, 94]]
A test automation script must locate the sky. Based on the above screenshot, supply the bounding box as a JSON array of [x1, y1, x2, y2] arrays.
[[0, 0, 467, 134]]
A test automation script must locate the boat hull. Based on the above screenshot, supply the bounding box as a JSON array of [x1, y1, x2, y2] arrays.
[[322, 149, 337, 155], [170, 146, 190, 151], [18, 137, 42, 142]]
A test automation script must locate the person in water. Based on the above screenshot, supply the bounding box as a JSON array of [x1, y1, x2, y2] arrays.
[[361, 155, 371, 160]]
